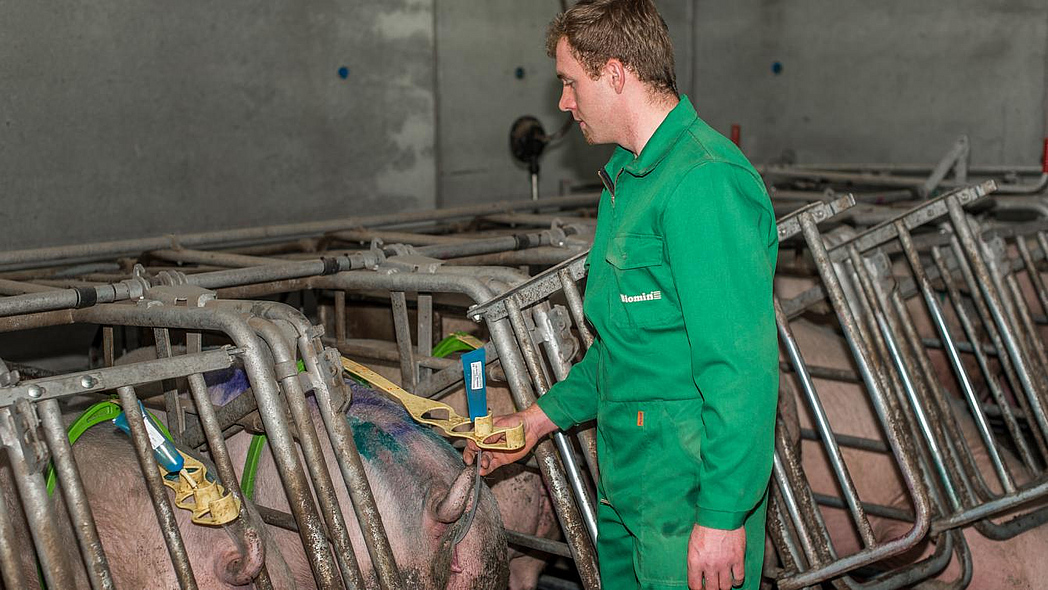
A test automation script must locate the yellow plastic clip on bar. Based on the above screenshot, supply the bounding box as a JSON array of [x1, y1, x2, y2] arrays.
[[161, 450, 241, 526], [341, 356, 525, 452]]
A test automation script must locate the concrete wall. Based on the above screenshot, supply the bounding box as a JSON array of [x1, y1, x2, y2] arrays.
[[691, 0, 1048, 166], [1, 0, 437, 250], [3, 1, 1045, 251]]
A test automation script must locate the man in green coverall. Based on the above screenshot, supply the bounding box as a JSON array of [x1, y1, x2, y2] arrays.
[[464, 1, 778, 589]]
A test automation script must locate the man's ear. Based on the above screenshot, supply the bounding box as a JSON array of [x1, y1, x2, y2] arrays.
[[604, 59, 627, 94]]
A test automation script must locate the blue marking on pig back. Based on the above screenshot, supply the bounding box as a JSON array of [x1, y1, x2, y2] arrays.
[[205, 367, 250, 406], [346, 384, 459, 461]]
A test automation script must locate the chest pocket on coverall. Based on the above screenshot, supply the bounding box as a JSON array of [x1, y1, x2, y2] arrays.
[[605, 233, 676, 328]]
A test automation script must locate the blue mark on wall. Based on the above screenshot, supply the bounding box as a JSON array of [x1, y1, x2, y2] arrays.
[[515, 67, 525, 80], [771, 61, 783, 75], [338, 66, 350, 80]]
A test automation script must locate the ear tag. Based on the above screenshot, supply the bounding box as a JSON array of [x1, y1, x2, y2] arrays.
[[461, 347, 488, 421]]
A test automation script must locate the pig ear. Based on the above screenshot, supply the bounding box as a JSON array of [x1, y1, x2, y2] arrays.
[[430, 466, 477, 524]]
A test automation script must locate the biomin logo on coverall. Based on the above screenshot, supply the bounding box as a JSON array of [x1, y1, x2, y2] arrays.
[[620, 290, 662, 304]]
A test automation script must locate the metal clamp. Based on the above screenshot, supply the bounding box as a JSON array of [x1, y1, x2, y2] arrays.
[[3, 399, 50, 474], [145, 284, 218, 308]]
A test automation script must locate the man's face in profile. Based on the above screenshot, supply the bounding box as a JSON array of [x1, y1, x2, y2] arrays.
[[555, 37, 613, 146]]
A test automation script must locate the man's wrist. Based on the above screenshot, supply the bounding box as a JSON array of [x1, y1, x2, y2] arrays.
[[524, 403, 559, 439], [695, 506, 749, 530]]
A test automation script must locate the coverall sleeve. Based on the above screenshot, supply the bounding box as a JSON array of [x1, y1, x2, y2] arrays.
[[534, 336, 602, 430], [663, 163, 779, 530]]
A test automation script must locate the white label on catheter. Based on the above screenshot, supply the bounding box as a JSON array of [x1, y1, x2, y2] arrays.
[[143, 416, 166, 450], [470, 361, 483, 390]]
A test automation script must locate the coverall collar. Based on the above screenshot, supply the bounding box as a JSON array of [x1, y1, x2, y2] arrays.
[[620, 94, 698, 177]]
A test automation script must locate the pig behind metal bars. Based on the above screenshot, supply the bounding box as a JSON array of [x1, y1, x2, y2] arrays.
[[212, 372, 510, 589]]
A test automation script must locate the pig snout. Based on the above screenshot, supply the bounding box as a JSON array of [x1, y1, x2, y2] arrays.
[[216, 524, 266, 586]]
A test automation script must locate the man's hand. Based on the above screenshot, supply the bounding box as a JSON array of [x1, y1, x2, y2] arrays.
[[688, 524, 746, 590], [463, 404, 557, 476]]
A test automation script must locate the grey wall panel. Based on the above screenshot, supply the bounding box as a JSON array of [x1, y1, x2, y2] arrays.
[[0, 0, 436, 250], [692, 0, 1048, 166]]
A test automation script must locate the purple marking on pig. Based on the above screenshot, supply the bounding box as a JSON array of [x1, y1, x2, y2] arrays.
[[204, 366, 250, 407]]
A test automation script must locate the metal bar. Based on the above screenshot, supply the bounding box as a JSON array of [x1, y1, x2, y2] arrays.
[[0, 193, 601, 272], [931, 476, 1048, 533], [775, 296, 877, 546], [0, 457, 29, 590], [484, 315, 602, 590], [149, 248, 286, 268], [483, 213, 597, 227], [849, 247, 962, 511], [330, 229, 470, 246], [930, 246, 1038, 472], [261, 302, 404, 590], [468, 250, 589, 322], [0, 406, 77, 589], [334, 290, 347, 345], [774, 194, 857, 243], [102, 325, 115, 367], [896, 224, 1015, 492], [38, 399, 115, 590], [946, 199, 1048, 447], [389, 291, 418, 391], [810, 493, 914, 523], [1004, 272, 1048, 384], [825, 182, 995, 263], [790, 162, 1042, 175], [558, 269, 593, 349], [153, 328, 186, 443], [0, 348, 237, 407], [944, 235, 1048, 461], [506, 530, 573, 559], [310, 369, 405, 590], [798, 429, 888, 453], [414, 227, 574, 260], [417, 294, 433, 382], [532, 303, 600, 489], [114, 385, 197, 589], [331, 339, 457, 371], [1016, 237, 1048, 317]]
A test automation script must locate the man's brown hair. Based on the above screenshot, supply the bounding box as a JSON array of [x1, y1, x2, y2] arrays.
[[546, 0, 678, 97]]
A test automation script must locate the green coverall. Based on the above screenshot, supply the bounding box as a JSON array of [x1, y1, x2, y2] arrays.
[[535, 96, 779, 590]]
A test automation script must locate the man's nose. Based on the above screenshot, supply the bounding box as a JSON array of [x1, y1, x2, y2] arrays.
[[558, 87, 574, 113]]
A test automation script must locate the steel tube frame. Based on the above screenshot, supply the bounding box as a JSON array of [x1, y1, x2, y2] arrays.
[[775, 212, 932, 590], [0, 457, 28, 589], [248, 316, 367, 590], [0, 193, 601, 272], [504, 296, 599, 545], [233, 298, 410, 590], [72, 304, 342, 589], [532, 302, 600, 487], [0, 405, 78, 589], [158, 269, 598, 587], [929, 245, 1040, 472]]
